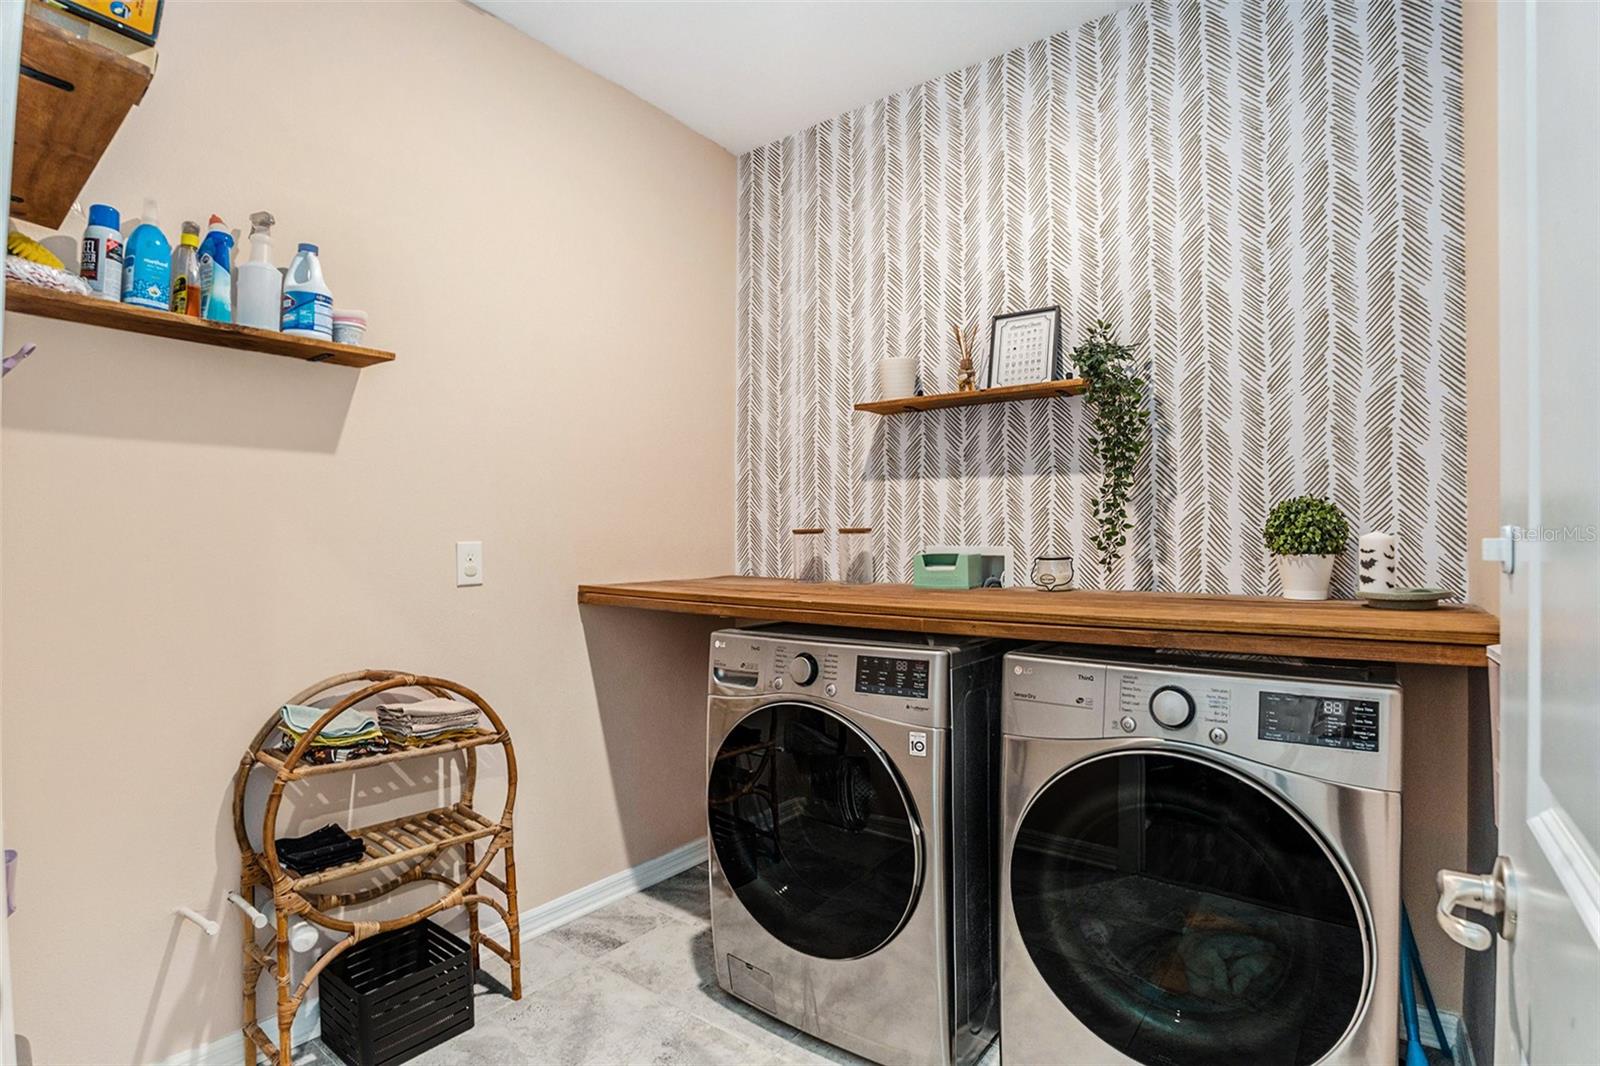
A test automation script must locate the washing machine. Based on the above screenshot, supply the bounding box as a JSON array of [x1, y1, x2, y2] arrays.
[[999, 646, 1403, 1066], [707, 625, 1004, 1066]]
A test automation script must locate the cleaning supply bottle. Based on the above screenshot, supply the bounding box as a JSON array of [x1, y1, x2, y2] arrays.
[[281, 243, 333, 339], [169, 221, 201, 316], [196, 215, 235, 323], [120, 198, 171, 310], [80, 203, 122, 300], [235, 212, 282, 331]]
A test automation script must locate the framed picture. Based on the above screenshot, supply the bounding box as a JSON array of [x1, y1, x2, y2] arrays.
[[987, 306, 1063, 388]]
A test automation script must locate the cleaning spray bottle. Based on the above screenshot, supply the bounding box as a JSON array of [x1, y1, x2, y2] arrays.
[[169, 221, 201, 316], [196, 215, 235, 323], [282, 243, 333, 339], [80, 203, 122, 300], [120, 198, 171, 311], [235, 212, 282, 331]]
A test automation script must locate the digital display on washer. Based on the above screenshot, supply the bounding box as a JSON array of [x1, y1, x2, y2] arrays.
[[854, 655, 930, 699], [1259, 691, 1380, 751]]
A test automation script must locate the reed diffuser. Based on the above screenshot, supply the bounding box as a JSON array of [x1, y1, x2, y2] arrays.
[[953, 324, 977, 392]]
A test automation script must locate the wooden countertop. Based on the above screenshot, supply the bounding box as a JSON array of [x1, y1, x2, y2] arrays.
[[577, 576, 1499, 667]]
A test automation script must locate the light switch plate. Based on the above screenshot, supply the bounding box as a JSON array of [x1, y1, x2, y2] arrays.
[[456, 541, 483, 587]]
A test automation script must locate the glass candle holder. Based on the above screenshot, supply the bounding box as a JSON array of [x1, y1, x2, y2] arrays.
[[837, 527, 875, 584], [793, 528, 828, 582]]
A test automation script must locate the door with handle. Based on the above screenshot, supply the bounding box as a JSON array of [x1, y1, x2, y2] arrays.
[[1438, 4, 1600, 1062]]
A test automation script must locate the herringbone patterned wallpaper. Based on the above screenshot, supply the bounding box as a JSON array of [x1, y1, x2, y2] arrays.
[[736, 0, 1465, 597]]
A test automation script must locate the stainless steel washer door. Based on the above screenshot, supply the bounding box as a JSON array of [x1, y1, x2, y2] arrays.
[[1009, 749, 1370, 1066], [708, 701, 923, 960]]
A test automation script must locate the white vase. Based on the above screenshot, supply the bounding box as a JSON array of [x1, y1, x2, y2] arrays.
[[1276, 554, 1336, 600]]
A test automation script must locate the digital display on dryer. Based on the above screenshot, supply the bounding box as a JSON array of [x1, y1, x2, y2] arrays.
[[855, 655, 929, 699], [1258, 691, 1380, 751]]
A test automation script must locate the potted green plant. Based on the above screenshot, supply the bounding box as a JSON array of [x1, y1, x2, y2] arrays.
[[1263, 495, 1351, 600]]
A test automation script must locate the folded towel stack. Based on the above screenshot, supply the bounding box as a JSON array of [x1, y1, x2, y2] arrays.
[[275, 824, 366, 875], [376, 697, 484, 746], [277, 703, 388, 764]]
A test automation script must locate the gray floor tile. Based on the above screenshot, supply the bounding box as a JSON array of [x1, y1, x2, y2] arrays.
[[594, 915, 717, 995], [636, 862, 712, 924], [413, 964, 768, 1066], [474, 932, 585, 1014], [540, 894, 681, 960]]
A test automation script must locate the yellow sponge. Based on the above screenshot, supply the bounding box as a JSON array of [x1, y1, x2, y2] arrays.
[[7, 230, 65, 271]]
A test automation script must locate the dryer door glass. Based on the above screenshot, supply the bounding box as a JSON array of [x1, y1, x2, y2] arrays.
[[709, 702, 922, 959], [1010, 751, 1366, 1066]]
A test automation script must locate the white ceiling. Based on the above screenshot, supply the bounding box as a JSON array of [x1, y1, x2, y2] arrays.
[[471, 1, 1130, 154]]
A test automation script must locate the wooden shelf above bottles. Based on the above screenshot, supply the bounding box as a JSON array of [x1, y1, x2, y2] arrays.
[[4, 281, 395, 368], [854, 378, 1087, 415], [12, 8, 154, 227]]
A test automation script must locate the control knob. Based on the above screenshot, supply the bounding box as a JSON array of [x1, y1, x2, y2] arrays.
[[1149, 685, 1196, 729], [787, 653, 819, 687]]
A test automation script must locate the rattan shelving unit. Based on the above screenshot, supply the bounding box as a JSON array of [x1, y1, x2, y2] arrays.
[[232, 670, 522, 1066]]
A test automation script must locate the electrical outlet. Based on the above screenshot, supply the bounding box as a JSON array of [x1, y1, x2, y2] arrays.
[[456, 541, 483, 587]]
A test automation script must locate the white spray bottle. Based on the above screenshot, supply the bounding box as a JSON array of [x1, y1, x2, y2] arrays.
[[236, 211, 282, 332]]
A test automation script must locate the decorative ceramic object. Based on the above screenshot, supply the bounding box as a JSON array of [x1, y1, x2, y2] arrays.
[[1276, 554, 1337, 601], [879, 356, 918, 399], [1031, 556, 1075, 592], [1358, 531, 1399, 592], [1263, 495, 1351, 601], [1357, 587, 1450, 610]]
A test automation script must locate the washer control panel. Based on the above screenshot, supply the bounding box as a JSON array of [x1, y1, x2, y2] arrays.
[[1003, 650, 1402, 792], [710, 629, 953, 729]]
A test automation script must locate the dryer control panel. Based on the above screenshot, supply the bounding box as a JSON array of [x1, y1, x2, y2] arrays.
[[1003, 649, 1402, 793]]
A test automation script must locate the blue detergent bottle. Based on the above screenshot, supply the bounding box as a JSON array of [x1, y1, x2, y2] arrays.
[[196, 214, 235, 323], [120, 198, 171, 310]]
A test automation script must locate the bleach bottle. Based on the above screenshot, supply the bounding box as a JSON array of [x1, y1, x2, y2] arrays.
[[196, 215, 235, 323], [281, 243, 333, 339]]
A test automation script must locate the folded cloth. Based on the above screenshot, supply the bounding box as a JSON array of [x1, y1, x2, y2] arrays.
[[280, 703, 378, 739], [279, 724, 385, 749], [276, 733, 389, 764], [274, 824, 366, 875], [376, 697, 483, 742]]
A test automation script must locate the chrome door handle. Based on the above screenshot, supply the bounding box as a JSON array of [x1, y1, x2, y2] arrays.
[[1436, 855, 1518, 951]]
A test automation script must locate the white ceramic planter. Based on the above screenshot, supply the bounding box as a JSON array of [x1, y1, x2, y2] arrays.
[[1275, 553, 1336, 600]]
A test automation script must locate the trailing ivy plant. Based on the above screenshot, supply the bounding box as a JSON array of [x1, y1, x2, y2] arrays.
[[1073, 321, 1149, 575], [1262, 495, 1351, 556]]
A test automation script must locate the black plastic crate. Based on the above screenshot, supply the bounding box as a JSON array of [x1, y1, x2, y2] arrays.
[[319, 920, 474, 1066]]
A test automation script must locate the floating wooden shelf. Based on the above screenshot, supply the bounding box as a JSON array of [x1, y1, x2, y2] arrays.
[[5, 281, 394, 368], [855, 378, 1087, 414], [577, 575, 1501, 667], [13, 9, 154, 227]]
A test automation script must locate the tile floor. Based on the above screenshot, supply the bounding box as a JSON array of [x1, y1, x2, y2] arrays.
[[296, 863, 949, 1066]]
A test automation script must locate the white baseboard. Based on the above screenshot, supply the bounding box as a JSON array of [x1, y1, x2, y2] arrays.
[[479, 836, 706, 944], [154, 838, 707, 1066]]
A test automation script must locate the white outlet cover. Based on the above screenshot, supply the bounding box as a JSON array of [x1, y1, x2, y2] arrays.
[[456, 541, 483, 587]]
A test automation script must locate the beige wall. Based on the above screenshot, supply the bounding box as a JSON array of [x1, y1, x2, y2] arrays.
[[1465, 0, 1500, 614], [1, 3, 734, 1062]]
